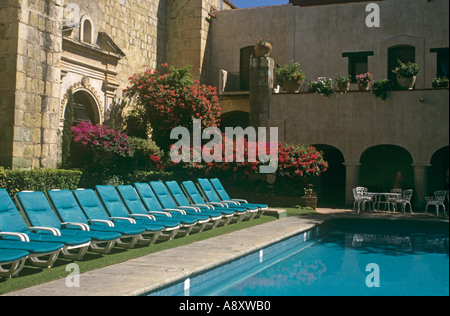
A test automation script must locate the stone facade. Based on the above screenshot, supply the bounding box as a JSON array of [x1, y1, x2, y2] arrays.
[[1, 0, 63, 169], [0, 0, 233, 169]]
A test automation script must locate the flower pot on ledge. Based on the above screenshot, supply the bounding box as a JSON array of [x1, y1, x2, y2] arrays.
[[283, 78, 303, 93], [300, 195, 317, 210], [358, 81, 371, 91], [397, 75, 416, 90], [338, 82, 351, 93], [254, 43, 272, 57]]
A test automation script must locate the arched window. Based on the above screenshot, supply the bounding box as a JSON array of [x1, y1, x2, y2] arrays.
[[80, 16, 94, 45], [388, 45, 415, 81]]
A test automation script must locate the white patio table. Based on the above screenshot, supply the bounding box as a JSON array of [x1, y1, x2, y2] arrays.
[[365, 192, 402, 212]]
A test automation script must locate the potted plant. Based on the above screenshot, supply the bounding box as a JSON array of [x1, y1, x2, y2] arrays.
[[300, 184, 317, 210], [356, 72, 373, 91], [432, 76, 449, 88], [307, 77, 335, 97], [372, 79, 394, 100], [254, 36, 273, 57], [276, 60, 306, 93], [392, 59, 421, 89], [335, 75, 351, 93]]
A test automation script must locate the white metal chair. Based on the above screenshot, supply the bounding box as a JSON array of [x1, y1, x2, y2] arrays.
[[395, 189, 413, 213], [425, 190, 447, 216], [352, 188, 372, 213], [387, 188, 403, 212], [355, 187, 374, 211]]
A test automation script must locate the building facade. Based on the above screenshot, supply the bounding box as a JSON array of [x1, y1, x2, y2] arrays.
[[0, 0, 448, 207]]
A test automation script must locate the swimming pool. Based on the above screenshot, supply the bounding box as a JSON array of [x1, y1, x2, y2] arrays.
[[148, 218, 449, 296]]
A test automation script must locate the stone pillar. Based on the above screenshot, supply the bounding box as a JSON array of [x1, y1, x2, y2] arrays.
[[412, 163, 431, 210], [249, 56, 275, 128], [344, 162, 361, 206]]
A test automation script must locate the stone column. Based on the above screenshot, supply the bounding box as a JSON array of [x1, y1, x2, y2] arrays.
[[343, 162, 361, 206], [412, 163, 431, 210], [249, 56, 275, 128]]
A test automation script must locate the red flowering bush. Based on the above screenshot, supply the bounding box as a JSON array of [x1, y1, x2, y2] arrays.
[[147, 133, 328, 185], [123, 64, 221, 151], [277, 142, 328, 177], [71, 121, 135, 168]]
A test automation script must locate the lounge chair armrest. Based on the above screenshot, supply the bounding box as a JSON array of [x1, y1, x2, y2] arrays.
[[207, 202, 227, 207], [61, 222, 90, 231], [232, 198, 248, 203], [179, 205, 200, 212], [191, 203, 212, 209], [148, 211, 172, 217], [163, 208, 187, 215], [130, 214, 156, 221], [110, 217, 136, 224], [221, 200, 241, 205], [28, 226, 62, 236], [89, 219, 115, 227], [0, 232, 30, 242]]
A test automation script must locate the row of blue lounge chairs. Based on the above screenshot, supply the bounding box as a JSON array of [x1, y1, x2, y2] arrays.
[[0, 178, 268, 278]]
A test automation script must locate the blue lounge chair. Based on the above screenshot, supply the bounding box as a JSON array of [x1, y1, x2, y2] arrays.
[[209, 178, 267, 217], [47, 189, 146, 250], [73, 189, 156, 248], [165, 181, 233, 227], [149, 181, 216, 232], [116, 185, 189, 239], [15, 190, 119, 260], [181, 180, 246, 223], [0, 189, 90, 261], [133, 182, 207, 235], [95, 185, 167, 244], [0, 249, 29, 278], [197, 178, 259, 220], [0, 240, 63, 269]]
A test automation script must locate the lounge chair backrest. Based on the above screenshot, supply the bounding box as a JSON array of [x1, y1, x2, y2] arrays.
[[73, 189, 111, 221], [116, 185, 148, 215], [95, 185, 131, 218], [165, 181, 191, 206], [149, 181, 178, 209], [47, 190, 89, 224], [134, 183, 164, 212], [210, 178, 231, 200], [15, 191, 63, 229], [0, 189, 30, 234], [181, 181, 207, 204], [197, 178, 221, 203]]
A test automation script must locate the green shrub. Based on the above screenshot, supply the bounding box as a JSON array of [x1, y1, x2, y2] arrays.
[[0, 167, 82, 196]]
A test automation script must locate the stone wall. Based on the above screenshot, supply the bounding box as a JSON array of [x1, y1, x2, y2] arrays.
[[1, 0, 63, 169], [65, 0, 168, 94], [166, 0, 233, 82]]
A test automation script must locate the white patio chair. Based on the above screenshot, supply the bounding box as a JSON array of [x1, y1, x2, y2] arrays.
[[355, 187, 374, 211], [352, 188, 372, 213], [388, 188, 403, 212], [425, 190, 447, 216], [395, 189, 413, 213]]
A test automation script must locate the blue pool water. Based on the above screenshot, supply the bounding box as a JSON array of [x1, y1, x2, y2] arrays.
[[149, 218, 449, 296]]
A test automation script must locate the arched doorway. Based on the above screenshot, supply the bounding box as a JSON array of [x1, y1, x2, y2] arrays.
[[310, 144, 346, 208], [219, 111, 249, 130], [429, 146, 449, 193], [66, 90, 100, 125], [360, 145, 414, 192]]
